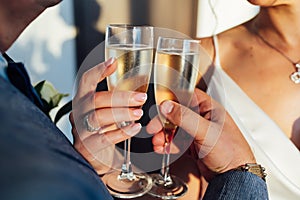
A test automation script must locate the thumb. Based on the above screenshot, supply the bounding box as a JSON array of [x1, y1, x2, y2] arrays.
[[160, 100, 210, 141]]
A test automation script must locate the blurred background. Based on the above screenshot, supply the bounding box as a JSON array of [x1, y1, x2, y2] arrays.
[[7, 0, 259, 141]]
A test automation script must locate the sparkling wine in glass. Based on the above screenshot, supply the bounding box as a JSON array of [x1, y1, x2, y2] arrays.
[[102, 24, 154, 199], [149, 37, 201, 199]]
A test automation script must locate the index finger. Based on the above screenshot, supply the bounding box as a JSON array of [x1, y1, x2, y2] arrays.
[[159, 100, 208, 140], [77, 58, 117, 98]]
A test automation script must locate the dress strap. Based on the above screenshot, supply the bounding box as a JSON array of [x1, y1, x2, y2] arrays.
[[212, 35, 222, 69]]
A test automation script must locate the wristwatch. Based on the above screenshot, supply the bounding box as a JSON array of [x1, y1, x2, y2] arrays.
[[235, 163, 267, 181]]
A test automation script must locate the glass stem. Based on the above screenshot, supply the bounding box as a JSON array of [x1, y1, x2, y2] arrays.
[[120, 138, 135, 180], [160, 141, 173, 186]]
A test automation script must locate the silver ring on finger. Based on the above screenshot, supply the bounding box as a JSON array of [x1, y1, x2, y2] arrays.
[[117, 121, 133, 128], [84, 114, 101, 132]]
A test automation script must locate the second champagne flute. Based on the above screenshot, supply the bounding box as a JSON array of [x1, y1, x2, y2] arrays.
[[102, 24, 154, 199], [149, 37, 201, 199]]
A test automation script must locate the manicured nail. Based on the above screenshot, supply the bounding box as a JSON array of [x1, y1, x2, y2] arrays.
[[104, 57, 115, 67], [134, 93, 147, 102], [161, 100, 174, 114], [126, 123, 142, 136], [133, 109, 143, 117]]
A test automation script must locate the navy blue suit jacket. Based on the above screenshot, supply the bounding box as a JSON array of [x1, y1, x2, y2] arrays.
[[204, 170, 268, 200], [0, 76, 113, 200]]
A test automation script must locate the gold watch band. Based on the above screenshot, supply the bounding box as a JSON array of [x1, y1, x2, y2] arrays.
[[235, 163, 267, 181]]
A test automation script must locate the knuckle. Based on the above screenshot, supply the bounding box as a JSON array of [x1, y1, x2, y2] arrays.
[[80, 71, 98, 91], [80, 72, 89, 85]]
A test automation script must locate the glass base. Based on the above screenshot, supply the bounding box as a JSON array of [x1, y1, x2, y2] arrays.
[[148, 173, 188, 199], [102, 171, 153, 199]]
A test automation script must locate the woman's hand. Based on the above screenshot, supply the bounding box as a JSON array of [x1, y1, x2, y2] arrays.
[[147, 88, 255, 180], [70, 58, 147, 174]]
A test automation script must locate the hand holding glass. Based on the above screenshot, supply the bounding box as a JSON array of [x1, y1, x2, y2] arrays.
[[149, 37, 201, 199], [102, 24, 154, 199]]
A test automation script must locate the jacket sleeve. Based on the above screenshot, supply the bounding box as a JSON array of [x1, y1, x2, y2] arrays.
[[203, 170, 269, 200]]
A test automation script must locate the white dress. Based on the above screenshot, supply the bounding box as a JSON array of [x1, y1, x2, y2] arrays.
[[206, 35, 300, 200]]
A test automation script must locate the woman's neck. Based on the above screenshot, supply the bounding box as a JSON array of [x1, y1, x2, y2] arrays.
[[252, 5, 300, 47]]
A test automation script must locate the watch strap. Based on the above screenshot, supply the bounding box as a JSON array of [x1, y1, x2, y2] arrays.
[[235, 163, 267, 181]]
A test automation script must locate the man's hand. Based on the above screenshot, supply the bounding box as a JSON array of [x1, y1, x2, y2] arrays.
[[147, 88, 255, 180]]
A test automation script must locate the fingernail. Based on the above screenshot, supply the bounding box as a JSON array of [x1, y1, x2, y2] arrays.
[[161, 100, 174, 114], [127, 123, 142, 136], [134, 93, 147, 102], [104, 57, 115, 67], [133, 109, 143, 117]]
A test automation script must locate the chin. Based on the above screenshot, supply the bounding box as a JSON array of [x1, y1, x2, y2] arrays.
[[0, 42, 12, 53], [37, 0, 62, 8], [0, 32, 19, 53], [247, 0, 277, 6]]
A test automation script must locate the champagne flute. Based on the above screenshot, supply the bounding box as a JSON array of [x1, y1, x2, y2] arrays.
[[102, 24, 154, 199], [148, 37, 201, 199]]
